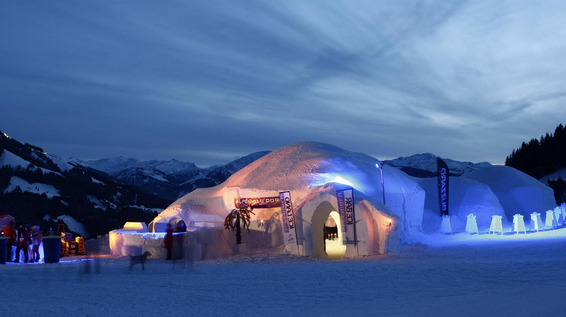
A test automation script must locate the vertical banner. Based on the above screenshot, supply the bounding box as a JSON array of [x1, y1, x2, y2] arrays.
[[437, 158, 449, 216], [279, 191, 299, 248], [336, 188, 357, 245]]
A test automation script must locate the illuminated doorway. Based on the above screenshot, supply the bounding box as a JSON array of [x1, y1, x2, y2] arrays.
[[311, 201, 346, 259], [324, 211, 346, 258]]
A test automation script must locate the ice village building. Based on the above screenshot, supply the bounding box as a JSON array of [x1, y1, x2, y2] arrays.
[[109, 142, 557, 260]]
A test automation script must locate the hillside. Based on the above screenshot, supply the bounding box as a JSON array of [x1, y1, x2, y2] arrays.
[[505, 123, 566, 203], [0, 131, 169, 238]]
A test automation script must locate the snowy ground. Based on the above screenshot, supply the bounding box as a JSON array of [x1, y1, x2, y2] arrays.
[[3, 229, 566, 317]]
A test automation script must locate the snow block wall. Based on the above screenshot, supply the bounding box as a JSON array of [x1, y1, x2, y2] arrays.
[[109, 229, 247, 260], [380, 166, 425, 242]]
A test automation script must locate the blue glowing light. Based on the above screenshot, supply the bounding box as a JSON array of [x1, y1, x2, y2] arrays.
[[332, 176, 353, 187], [308, 173, 354, 188]]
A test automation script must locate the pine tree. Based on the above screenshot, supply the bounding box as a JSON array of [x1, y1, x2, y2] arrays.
[[506, 123, 566, 204]]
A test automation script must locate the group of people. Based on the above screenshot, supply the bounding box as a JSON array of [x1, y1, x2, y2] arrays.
[[2, 222, 43, 263]]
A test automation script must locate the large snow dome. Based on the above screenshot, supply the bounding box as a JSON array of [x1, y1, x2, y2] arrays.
[[416, 177, 507, 233], [462, 165, 556, 219], [413, 164, 556, 233], [150, 142, 426, 257]]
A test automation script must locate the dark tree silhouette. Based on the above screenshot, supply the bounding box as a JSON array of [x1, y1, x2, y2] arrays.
[[506, 123, 566, 204]]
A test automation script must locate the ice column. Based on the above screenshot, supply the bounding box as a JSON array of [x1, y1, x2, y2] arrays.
[[554, 207, 563, 226], [440, 215, 452, 235], [489, 215, 503, 235], [465, 213, 478, 234], [545, 210, 558, 229], [513, 214, 526, 234], [530, 212, 543, 232]]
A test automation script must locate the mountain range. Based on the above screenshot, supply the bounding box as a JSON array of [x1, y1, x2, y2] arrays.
[[74, 151, 270, 201], [384, 153, 492, 177]]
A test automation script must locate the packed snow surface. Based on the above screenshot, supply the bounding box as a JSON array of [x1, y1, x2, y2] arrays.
[[3, 229, 566, 317], [0, 149, 31, 168], [0, 149, 63, 175], [3, 176, 60, 198]]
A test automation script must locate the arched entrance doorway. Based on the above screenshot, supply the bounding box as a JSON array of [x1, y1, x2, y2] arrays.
[[311, 202, 346, 259]]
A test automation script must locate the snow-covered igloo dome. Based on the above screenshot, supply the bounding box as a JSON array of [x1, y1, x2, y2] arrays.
[[150, 142, 426, 258]]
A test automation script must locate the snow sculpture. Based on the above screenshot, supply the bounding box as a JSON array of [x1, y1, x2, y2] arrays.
[[530, 212, 543, 232], [440, 215, 452, 234], [561, 204, 566, 222], [545, 210, 557, 230], [513, 214, 526, 234], [465, 213, 478, 234], [489, 215, 503, 235], [553, 207, 563, 226]]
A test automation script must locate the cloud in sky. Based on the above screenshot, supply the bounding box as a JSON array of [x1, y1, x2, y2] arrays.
[[1, 0, 566, 166]]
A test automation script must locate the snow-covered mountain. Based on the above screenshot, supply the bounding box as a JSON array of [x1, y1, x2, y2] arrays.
[[74, 157, 199, 176], [0, 131, 169, 238], [385, 153, 493, 177], [78, 151, 270, 201]]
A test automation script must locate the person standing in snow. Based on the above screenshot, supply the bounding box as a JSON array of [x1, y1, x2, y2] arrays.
[[164, 223, 173, 260], [2, 221, 16, 262], [15, 225, 31, 263], [31, 226, 42, 262]]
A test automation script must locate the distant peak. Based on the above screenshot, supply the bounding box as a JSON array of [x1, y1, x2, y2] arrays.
[[385, 153, 492, 177]]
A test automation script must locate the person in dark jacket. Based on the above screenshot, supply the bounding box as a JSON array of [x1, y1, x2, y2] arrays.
[[163, 224, 173, 260], [15, 225, 31, 263]]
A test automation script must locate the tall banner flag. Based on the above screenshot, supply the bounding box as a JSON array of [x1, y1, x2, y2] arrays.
[[279, 191, 299, 248], [437, 158, 450, 216], [336, 188, 357, 245]]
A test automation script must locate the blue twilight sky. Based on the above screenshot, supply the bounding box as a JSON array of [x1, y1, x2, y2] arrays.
[[1, 1, 566, 167]]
